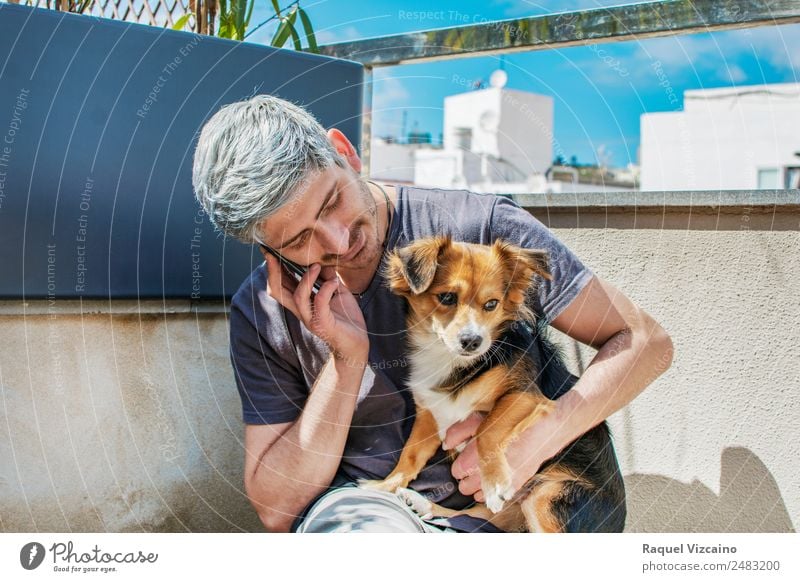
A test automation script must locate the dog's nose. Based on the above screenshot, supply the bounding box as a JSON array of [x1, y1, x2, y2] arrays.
[[458, 333, 483, 352]]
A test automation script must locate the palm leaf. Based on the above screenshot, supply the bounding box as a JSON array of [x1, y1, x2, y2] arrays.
[[244, 0, 255, 28], [298, 7, 318, 53], [171, 13, 192, 31], [272, 6, 298, 48], [288, 20, 301, 50], [234, 0, 248, 38], [271, 19, 290, 47]]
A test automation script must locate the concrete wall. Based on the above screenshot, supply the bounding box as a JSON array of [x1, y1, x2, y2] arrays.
[[0, 304, 261, 532], [1, 196, 797, 532], [538, 200, 799, 532]]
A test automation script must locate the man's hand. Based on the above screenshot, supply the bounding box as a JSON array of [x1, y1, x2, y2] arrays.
[[247, 253, 373, 532], [447, 412, 550, 504], [444, 412, 487, 503], [263, 252, 369, 365]]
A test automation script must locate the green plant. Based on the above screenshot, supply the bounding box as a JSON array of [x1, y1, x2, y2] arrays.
[[30, 0, 93, 12], [172, 1, 318, 53], [266, 0, 317, 52], [172, 13, 193, 32], [217, 0, 255, 41]]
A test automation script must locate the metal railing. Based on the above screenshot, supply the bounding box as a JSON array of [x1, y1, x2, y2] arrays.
[[316, 0, 800, 174]]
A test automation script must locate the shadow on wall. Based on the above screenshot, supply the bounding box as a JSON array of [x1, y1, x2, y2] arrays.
[[624, 447, 795, 532]]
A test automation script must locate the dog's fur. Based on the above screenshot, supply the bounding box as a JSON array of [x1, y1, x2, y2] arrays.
[[361, 236, 626, 532]]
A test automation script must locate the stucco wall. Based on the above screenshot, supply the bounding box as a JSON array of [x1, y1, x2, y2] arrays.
[[0, 307, 261, 532], [540, 204, 799, 532], [1, 201, 797, 532]]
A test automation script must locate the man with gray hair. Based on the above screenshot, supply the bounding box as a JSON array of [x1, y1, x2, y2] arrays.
[[192, 94, 673, 533]]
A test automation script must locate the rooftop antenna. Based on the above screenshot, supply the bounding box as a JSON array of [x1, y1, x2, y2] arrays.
[[489, 69, 508, 88], [489, 55, 509, 89]]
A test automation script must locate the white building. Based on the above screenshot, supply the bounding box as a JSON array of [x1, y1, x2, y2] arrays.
[[371, 72, 636, 193], [640, 83, 800, 191], [413, 81, 554, 191], [369, 139, 418, 184]]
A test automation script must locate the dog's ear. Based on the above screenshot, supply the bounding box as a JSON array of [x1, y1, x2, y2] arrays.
[[386, 236, 451, 295], [492, 240, 552, 305]]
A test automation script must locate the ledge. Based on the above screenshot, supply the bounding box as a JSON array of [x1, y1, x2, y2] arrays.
[[0, 300, 230, 316], [509, 190, 800, 210], [0, 191, 796, 315]]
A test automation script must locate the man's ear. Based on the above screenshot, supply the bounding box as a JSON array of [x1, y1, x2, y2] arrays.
[[385, 236, 451, 295], [327, 128, 361, 173]]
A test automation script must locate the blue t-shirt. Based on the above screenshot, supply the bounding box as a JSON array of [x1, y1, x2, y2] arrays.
[[228, 185, 594, 532]]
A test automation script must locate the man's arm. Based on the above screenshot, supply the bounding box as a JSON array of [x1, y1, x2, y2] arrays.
[[451, 275, 674, 497], [244, 354, 366, 532], [242, 253, 369, 532]]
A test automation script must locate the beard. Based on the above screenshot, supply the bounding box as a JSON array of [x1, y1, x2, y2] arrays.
[[320, 178, 381, 269]]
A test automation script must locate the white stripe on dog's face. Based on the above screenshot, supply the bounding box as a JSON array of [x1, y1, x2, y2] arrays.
[[436, 309, 492, 360]]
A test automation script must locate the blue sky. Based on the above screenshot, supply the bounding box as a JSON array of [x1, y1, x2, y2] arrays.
[[245, 1, 800, 167]]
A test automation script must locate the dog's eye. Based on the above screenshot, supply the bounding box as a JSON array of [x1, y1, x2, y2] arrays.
[[484, 299, 499, 311], [437, 292, 457, 306]]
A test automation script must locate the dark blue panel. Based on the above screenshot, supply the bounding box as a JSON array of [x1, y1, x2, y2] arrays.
[[0, 5, 363, 299]]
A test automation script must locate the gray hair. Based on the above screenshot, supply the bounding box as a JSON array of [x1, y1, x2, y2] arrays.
[[192, 94, 347, 243]]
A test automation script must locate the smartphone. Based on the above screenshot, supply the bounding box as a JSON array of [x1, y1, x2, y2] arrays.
[[258, 242, 322, 295]]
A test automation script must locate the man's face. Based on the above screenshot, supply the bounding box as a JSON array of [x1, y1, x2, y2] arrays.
[[257, 165, 382, 271]]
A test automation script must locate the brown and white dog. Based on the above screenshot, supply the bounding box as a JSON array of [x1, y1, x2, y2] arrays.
[[361, 236, 625, 532]]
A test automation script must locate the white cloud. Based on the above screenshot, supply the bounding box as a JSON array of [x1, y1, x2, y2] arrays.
[[635, 24, 800, 81], [636, 35, 716, 71], [564, 48, 636, 91], [493, 3, 800, 78], [557, 23, 800, 90], [739, 25, 800, 75], [724, 64, 748, 83], [313, 12, 396, 45], [522, 11, 800, 92], [372, 74, 411, 110], [315, 25, 364, 45]]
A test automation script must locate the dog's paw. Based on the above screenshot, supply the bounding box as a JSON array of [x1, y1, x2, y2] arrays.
[[484, 492, 505, 513], [396, 487, 434, 520], [358, 472, 407, 493], [484, 481, 516, 514]]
